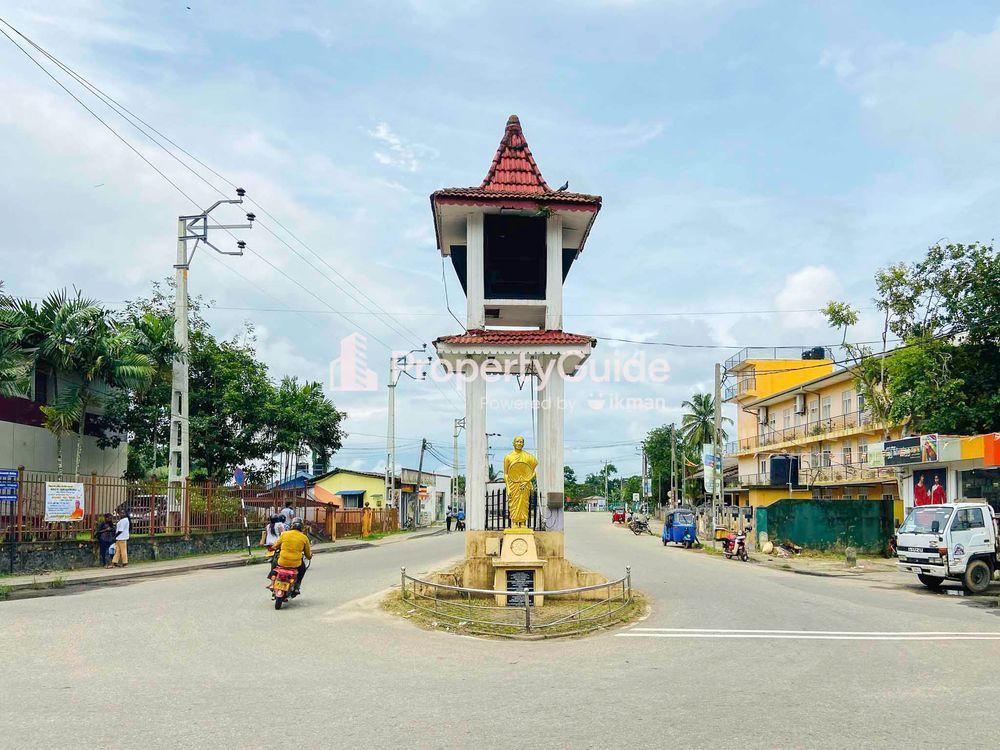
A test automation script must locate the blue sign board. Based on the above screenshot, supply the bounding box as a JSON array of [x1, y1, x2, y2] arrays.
[[0, 469, 18, 500]]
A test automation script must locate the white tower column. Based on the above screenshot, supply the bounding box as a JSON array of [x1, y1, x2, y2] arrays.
[[464, 360, 487, 531], [537, 357, 565, 531], [544, 215, 563, 330], [466, 213, 485, 329]]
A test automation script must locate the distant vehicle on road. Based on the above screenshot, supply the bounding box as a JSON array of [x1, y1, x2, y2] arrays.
[[662, 507, 697, 548], [897, 502, 998, 594]]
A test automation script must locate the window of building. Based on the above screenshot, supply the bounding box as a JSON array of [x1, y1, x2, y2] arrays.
[[821, 396, 832, 421], [32, 367, 49, 404], [808, 400, 819, 424], [782, 408, 792, 430], [842, 390, 853, 416], [960, 468, 1000, 514], [881, 493, 893, 502], [795, 410, 804, 428], [821, 450, 832, 468], [760, 459, 767, 475], [857, 491, 868, 500], [809, 450, 820, 468], [858, 393, 867, 423], [843, 445, 852, 465], [842, 489, 853, 499], [858, 437, 868, 464]]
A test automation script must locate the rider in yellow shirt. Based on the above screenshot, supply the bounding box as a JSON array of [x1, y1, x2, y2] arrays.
[[271, 518, 313, 592]]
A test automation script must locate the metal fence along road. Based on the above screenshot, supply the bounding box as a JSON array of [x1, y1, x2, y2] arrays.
[[399, 567, 633, 636]]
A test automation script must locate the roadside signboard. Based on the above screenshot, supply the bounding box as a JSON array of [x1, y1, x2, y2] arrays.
[[0, 469, 18, 501], [44, 481, 86, 522], [884, 436, 921, 466]]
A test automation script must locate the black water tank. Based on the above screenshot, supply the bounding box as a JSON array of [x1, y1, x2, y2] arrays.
[[801, 346, 826, 360], [770, 454, 799, 487]]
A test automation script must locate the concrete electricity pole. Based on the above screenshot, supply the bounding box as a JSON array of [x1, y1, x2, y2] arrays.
[[384, 347, 430, 527], [453, 417, 465, 511], [169, 190, 253, 504], [712, 362, 723, 547], [670, 423, 677, 508]]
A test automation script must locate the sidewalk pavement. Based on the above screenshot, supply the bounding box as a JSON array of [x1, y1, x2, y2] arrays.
[[751, 551, 901, 580], [1, 526, 445, 595]]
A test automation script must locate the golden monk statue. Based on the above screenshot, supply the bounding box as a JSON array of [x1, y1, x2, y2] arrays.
[[503, 436, 538, 530]]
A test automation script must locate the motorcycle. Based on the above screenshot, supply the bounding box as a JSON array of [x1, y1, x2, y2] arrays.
[[271, 558, 310, 610], [722, 529, 750, 562], [630, 517, 653, 535]]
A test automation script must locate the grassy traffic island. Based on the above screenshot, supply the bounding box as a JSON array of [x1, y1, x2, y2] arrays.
[[381, 578, 647, 640]]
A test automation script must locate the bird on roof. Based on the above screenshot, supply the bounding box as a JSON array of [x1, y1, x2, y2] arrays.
[[556, 181, 569, 191]]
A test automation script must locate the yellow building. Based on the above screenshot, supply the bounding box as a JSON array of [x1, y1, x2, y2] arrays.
[[309, 469, 387, 509], [724, 347, 903, 520]]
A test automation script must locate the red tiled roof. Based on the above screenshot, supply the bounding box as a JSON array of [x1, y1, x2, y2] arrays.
[[430, 115, 601, 208], [434, 329, 597, 347], [482, 115, 551, 193]]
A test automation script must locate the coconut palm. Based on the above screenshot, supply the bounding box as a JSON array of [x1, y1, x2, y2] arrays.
[[40, 385, 82, 477], [0, 284, 31, 397], [680, 392, 732, 447]]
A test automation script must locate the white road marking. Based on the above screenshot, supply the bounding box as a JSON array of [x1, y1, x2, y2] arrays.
[[616, 627, 1000, 641]]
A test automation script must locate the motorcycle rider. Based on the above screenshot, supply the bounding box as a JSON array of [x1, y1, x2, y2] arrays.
[[271, 518, 313, 594]]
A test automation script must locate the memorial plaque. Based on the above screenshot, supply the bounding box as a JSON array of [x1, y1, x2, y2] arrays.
[[506, 568, 535, 607]]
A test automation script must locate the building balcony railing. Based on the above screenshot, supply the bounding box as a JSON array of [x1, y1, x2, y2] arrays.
[[725, 410, 881, 455], [723, 375, 757, 402], [735, 463, 896, 489], [724, 346, 814, 372]]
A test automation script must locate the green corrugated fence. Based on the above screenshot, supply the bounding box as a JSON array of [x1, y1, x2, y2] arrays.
[[756, 498, 894, 554]]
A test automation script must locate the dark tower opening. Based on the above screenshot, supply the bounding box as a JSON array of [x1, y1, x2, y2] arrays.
[[483, 214, 546, 300]]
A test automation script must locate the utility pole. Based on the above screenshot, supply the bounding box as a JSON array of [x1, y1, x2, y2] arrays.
[[603, 459, 610, 511], [670, 422, 677, 508], [486, 432, 501, 479], [169, 190, 253, 524], [415, 438, 428, 528], [453, 417, 465, 512], [712, 362, 723, 547], [384, 347, 430, 528]]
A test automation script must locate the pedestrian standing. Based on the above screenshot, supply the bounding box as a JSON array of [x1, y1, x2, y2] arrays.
[[280, 501, 295, 527], [445, 505, 453, 533], [110, 509, 130, 568], [95, 513, 115, 568]]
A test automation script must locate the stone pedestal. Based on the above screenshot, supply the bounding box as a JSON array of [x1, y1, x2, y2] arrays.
[[491, 530, 546, 606]]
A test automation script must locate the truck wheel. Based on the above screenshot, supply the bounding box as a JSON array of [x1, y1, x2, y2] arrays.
[[917, 574, 943, 591], [962, 559, 993, 594]]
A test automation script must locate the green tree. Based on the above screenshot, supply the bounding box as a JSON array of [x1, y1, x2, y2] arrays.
[[0, 284, 31, 397], [826, 242, 999, 435], [269, 376, 344, 482], [680, 393, 731, 447]]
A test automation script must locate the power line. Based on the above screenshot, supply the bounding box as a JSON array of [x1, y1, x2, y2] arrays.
[[0, 17, 422, 352]]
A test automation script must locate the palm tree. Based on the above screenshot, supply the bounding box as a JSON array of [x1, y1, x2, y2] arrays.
[[40, 386, 81, 477], [0, 284, 31, 397], [680, 392, 733, 447], [68, 313, 155, 477]]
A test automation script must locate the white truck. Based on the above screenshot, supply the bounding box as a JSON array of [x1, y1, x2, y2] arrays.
[[896, 502, 999, 594]]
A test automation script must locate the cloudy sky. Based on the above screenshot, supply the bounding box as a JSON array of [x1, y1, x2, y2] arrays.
[[2, 1, 999, 480]]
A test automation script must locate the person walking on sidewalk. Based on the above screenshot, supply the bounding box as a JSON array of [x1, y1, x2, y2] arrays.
[[445, 505, 453, 532], [95, 513, 115, 568], [110, 509, 131, 568]]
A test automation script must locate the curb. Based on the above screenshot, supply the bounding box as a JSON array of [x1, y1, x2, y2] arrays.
[[1, 527, 450, 601]]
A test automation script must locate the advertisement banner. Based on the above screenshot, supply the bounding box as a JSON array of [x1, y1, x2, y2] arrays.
[[44, 481, 86, 522], [0, 468, 18, 501], [701, 444, 721, 495], [884, 436, 921, 466], [913, 469, 947, 506]]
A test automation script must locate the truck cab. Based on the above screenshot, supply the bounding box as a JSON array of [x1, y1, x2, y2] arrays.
[[897, 502, 999, 594]]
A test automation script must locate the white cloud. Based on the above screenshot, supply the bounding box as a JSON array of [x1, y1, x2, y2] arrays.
[[367, 122, 436, 172], [774, 265, 842, 329]]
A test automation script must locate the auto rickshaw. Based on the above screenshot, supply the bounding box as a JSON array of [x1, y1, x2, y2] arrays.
[[662, 507, 697, 548]]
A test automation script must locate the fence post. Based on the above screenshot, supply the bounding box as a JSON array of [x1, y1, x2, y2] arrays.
[[524, 593, 531, 633], [626, 565, 631, 601], [182, 478, 190, 539], [206, 480, 214, 533], [88, 472, 97, 536], [15, 465, 24, 542], [400, 567, 407, 600], [149, 476, 157, 537]]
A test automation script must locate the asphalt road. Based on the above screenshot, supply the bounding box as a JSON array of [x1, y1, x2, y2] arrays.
[[2, 514, 998, 749]]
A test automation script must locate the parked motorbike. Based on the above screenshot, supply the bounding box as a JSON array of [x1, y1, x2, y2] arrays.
[[271, 558, 309, 610], [630, 517, 653, 535], [722, 529, 750, 562]]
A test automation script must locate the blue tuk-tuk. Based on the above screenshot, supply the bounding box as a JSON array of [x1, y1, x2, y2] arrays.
[[662, 507, 697, 548]]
